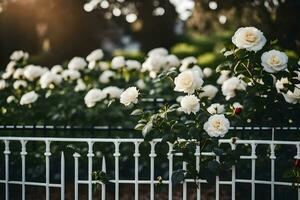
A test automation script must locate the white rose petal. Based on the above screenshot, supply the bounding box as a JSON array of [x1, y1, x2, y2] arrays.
[[0, 80, 7, 90], [178, 95, 200, 114], [232, 27, 266, 52], [111, 56, 126, 69], [40, 72, 62, 89], [51, 65, 63, 74], [10, 50, 29, 61], [120, 86, 139, 106], [207, 103, 225, 114], [68, 57, 87, 70], [217, 70, 231, 85], [180, 56, 197, 72], [74, 79, 87, 92], [99, 70, 116, 84], [20, 91, 38, 105], [165, 55, 180, 69], [261, 50, 288, 73], [126, 60, 141, 70], [62, 69, 81, 81], [174, 69, 204, 94], [13, 80, 27, 89], [103, 86, 123, 99], [147, 47, 168, 57], [13, 68, 25, 79], [84, 89, 106, 108], [199, 85, 218, 100], [282, 84, 300, 104], [24, 65, 48, 81], [204, 114, 230, 137], [7, 95, 16, 104], [275, 77, 289, 92], [222, 76, 247, 100], [86, 49, 104, 62]]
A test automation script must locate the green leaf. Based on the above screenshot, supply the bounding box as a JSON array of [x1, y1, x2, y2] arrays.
[[142, 121, 153, 137], [172, 169, 185, 185], [134, 123, 145, 131], [213, 148, 224, 156], [207, 160, 221, 174], [131, 109, 144, 116]]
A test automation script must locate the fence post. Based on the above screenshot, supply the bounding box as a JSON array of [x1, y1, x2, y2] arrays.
[[231, 142, 236, 200], [20, 140, 27, 200], [251, 143, 257, 200], [114, 141, 121, 200], [168, 143, 173, 200], [60, 151, 65, 200], [149, 141, 157, 200], [73, 152, 81, 200], [4, 140, 10, 200], [195, 145, 201, 200], [133, 141, 141, 200], [101, 156, 106, 200], [87, 141, 95, 200], [44, 140, 52, 200]]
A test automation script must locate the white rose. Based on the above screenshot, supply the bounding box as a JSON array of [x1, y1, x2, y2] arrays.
[[217, 70, 231, 85], [178, 95, 200, 114], [13, 80, 27, 89], [165, 55, 180, 69], [111, 56, 126, 69], [20, 91, 38, 105], [136, 79, 146, 89], [10, 50, 29, 61], [68, 57, 87, 70], [142, 55, 166, 77], [120, 86, 139, 106], [74, 79, 87, 92], [51, 65, 63, 74], [179, 56, 197, 72], [174, 69, 204, 94], [2, 61, 16, 79], [147, 47, 168, 57], [84, 89, 106, 108], [203, 67, 213, 78], [275, 77, 289, 92], [232, 27, 266, 52], [40, 72, 62, 89], [99, 62, 110, 71], [7, 95, 16, 104], [103, 86, 123, 99], [99, 70, 116, 83], [199, 85, 218, 100], [0, 80, 7, 90], [207, 103, 225, 114], [261, 50, 288, 73], [204, 114, 230, 137], [24, 65, 47, 81], [126, 60, 141, 70], [222, 77, 247, 100], [282, 84, 300, 104], [86, 49, 104, 62], [13, 68, 25, 79], [62, 69, 81, 81]]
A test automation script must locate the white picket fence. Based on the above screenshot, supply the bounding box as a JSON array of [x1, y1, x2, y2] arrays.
[[1, 127, 300, 200]]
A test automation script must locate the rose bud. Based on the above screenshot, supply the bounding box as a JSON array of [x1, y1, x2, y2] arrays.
[[293, 159, 300, 168], [234, 107, 242, 115]]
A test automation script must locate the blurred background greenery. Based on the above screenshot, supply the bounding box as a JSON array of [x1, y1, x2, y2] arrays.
[[0, 0, 299, 67]]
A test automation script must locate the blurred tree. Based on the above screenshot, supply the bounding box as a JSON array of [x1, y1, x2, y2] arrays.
[[188, 0, 300, 53]]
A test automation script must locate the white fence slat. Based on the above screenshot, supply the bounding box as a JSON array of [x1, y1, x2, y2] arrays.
[[251, 143, 257, 200], [73, 152, 81, 200], [113, 141, 121, 200], [20, 140, 27, 200], [133, 141, 140, 200], [87, 141, 94, 200], [182, 161, 187, 200], [4, 140, 10, 200], [168, 143, 173, 200], [195, 145, 201, 200], [60, 151, 65, 200], [44, 140, 51, 200], [101, 156, 106, 200], [150, 141, 157, 200]]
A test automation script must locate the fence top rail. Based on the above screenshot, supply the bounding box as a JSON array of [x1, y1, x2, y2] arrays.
[[0, 125, 300, 131], [0, 137, 300, 145]]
